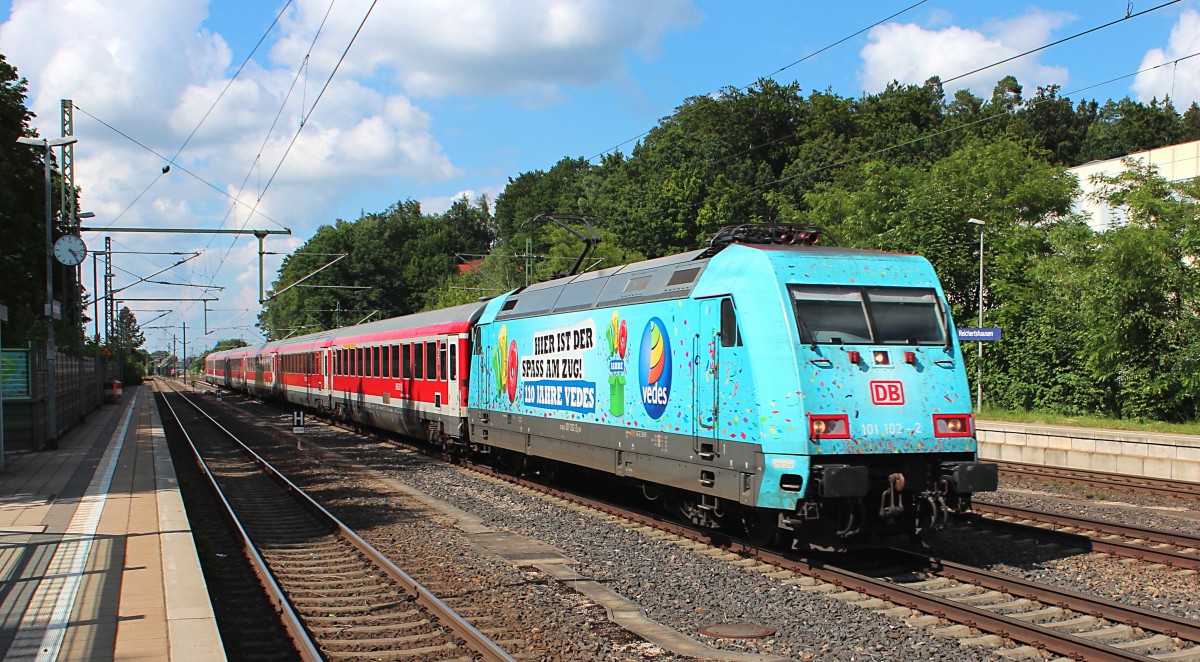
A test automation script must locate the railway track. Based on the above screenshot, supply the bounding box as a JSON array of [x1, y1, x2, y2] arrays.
[[454, 466, 1200, 661], [997, 460, 1200, 501], [155, 382, 514, 661], [191, 382, 1200, 660], [967, 500, 1200, 570]]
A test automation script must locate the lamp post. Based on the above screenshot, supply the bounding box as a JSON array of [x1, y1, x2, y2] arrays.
[[967, 218, 986, 413], [17, 135, 78, 445]]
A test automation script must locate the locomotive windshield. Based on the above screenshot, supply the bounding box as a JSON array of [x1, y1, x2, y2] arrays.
[[790, 285, 946, 346]]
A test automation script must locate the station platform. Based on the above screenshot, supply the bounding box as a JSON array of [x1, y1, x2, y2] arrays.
[[0, 385, 225, 661], [978, 419, 1200, 483]]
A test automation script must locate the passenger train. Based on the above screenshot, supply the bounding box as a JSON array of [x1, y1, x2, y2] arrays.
[[205, 224, 997, 547]]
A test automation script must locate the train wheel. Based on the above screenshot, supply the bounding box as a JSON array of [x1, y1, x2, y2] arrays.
[[499, 450, 526, 475], [741, 509, 779, 547]]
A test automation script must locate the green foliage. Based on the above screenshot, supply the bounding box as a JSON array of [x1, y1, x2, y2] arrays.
[[111, 307, 146, 384], [256, 72, 1200, 424], [192, 338, 248, 372], [258, 196, 494, 336], [0, 53, 57, 348]]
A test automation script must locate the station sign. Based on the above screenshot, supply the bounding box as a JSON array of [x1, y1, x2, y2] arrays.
[[957, 327, 1002, 342]]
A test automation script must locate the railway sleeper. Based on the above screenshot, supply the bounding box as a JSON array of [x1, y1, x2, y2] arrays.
[[320, 631, 447, 649], [308, 619, 432, 635], [322, 642, 461, 661], [305, 610, 422, 626], [293, 600, 410, 614]]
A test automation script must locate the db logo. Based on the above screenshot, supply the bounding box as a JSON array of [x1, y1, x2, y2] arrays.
[[870, 381, 905, 405]]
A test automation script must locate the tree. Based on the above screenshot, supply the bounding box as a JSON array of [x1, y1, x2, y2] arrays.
[[192, 338, 248, 372], [0, 52, 53, 348], [112, 307, 146, 383]]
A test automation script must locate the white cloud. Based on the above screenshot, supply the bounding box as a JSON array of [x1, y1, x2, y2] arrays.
[[420, 185, 506, 215], [1, 0, 699, 350], [859, 10, 1072, 97], [269, 0, 701, 98], [1132, 8, 1200, 106]]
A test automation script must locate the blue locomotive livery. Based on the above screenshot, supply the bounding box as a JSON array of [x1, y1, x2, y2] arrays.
[[207, 223, 997, 548], [468, 225, 996, 546]]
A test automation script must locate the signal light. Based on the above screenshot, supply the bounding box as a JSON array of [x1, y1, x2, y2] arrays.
[[809, 414, 851, 439], [904, 351, 916, 364], [848, 350, 861, 364], [873, 351, 889, 365], [933, 413, 973, 437]]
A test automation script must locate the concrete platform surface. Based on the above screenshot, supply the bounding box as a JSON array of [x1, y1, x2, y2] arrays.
[[978, 419, 1200, 483], [0, 385, 224, 661]]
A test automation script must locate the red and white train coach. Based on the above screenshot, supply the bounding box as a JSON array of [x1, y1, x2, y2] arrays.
[[205, 301, 488, 443]]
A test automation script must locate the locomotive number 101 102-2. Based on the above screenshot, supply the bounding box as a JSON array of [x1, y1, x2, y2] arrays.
[[859, 422, 921, 436]]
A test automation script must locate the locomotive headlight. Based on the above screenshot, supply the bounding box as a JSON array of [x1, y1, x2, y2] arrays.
[[873, 351, 889, 365], [933, 413, 974, 437], [809, 414, 851, 439]]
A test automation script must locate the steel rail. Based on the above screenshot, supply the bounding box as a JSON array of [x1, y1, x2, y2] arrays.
[[155, 388, 323, 662], [456, 464, 1175, 662], [160, 382, 516, 662], [887, 547, 1200, 644], [970, 501, 1200, 569], [193, 383, 1190, 661], [997, 460, 1200, 499]]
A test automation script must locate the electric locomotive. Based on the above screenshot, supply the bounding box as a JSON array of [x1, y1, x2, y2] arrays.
[[467, 224, 996, 546], [205, 223, 997, 547]]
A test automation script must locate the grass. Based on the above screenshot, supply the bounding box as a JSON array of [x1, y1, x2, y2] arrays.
[[977, 404, 1200, 436]]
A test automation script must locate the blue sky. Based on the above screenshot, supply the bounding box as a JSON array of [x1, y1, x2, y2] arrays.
[[2, 0, 1199, 353]]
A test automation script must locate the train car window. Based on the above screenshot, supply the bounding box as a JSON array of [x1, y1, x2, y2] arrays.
[[373, 346, 380, 377], [426, 341, 437, 380], [439, 341, 447, 381], [382, 346, 390, 378], [864, 287, 946, 345], [720, 299, 742, 347], [414, 343, 425, 379], [449, 343, 457, 381], [402, 344, 411, 379], [790, 285, 872, 344], [357, 348, 364, 376], [472, 327, 482, 355], [388, 345, 397, 378], [789, 285, 946, 346]]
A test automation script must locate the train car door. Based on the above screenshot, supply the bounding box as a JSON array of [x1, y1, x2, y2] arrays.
[[321, 348, 333, 411], [446, 337, 461, 410], [694, 297, 739, 460]]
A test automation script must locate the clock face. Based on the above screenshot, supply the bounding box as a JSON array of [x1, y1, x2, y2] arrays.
[[54, 234, 88, 266]]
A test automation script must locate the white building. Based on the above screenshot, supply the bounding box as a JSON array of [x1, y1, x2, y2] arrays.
[[1068, 139, 1200, 230]]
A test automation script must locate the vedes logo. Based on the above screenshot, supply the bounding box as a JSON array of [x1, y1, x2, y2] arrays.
[[639, 317, 672, 419]]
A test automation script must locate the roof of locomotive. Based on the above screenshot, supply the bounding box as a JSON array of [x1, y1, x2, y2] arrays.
[[208, 300, 488, 359], [491, 244, 911, 321]]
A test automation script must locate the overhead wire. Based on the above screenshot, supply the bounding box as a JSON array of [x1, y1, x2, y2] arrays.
[[587, 0, 931, 162], [195, 0, 343, 298]]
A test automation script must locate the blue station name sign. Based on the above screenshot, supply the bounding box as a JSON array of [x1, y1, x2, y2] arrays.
[[957, 327, 1002, 342]]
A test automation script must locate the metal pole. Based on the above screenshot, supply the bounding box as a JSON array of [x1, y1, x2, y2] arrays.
[[92, 253, 99, 342], [41, 142, 57, 444], [258, 232, 265, 303], [977, 227, 984, 413], [182, 321, 187, 385]]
